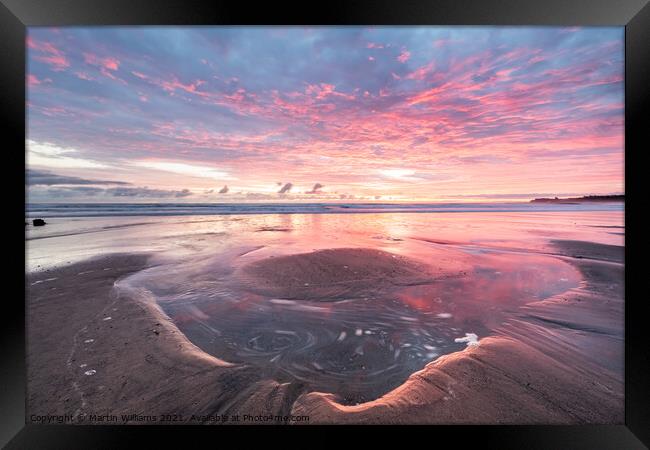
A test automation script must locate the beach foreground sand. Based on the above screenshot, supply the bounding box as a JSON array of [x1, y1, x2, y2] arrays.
[[26, 240, 623, 424], [236, 247, 448, 300]]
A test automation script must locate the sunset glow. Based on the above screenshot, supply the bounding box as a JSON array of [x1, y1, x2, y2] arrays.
[[26, 27, 624, 203]]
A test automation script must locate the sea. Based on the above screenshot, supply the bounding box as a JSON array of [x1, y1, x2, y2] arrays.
[[26, 201, 624, 218]]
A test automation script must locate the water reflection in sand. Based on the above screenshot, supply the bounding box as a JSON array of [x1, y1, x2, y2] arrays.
[[29, 211, 618, 403], [27, 210, 623, 272], [117, 218, 582, 404]]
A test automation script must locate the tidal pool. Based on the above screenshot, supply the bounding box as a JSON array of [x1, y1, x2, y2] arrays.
[[118, 239, 581, 404]]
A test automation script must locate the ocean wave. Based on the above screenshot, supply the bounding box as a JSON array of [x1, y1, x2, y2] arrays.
[[26, 201, 623, 218]]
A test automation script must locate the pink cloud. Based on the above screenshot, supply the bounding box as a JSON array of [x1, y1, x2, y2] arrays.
[[35, 55, 70, 71], [81, 53, 127, 84], [37, 105, 73, 117], [24, 29, 623, 201], [134, 71, 204, 95], [27, 74, 40, 86], [104, 58, 120, 71], [28, 37, 69, 71], [397, 49, 411, 63], [83, 53, 120, 71], [162, 78, 205, 94], [305, 83, 355, 101], [75, 71, 94, 81], [133, 70, 269, 116], [27, 74, 51, 87], [27, 37, 60, 55], [405, 62, 435, 81]]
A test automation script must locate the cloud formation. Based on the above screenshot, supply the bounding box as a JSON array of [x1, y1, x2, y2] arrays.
[[31, 185, 194, 199], [306, 183, 324, 194], [278, 182, 292, 194], [105, 187, 192, 198], [219, 185, 229, 194], [26, 27, 624, 202], [27, 169, 129, 186]]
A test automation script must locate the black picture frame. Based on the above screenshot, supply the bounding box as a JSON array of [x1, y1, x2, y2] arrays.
[[2, 0, 647, 447]]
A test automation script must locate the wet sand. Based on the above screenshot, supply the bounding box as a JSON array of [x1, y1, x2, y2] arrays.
[[291, 241, 624, 423], [26, 240, 623, 424], [237, 248, 444, 300], [27, 255, 300, 424]]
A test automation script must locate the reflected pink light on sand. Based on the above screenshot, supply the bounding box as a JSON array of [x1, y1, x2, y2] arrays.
[[26, 210, 623, 273], [115, 213, 586, 404], [394, 252, 581, 324], [27, 206, 622, 405]]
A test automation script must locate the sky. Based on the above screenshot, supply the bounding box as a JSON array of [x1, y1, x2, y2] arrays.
[[26, 26, 624, 203]]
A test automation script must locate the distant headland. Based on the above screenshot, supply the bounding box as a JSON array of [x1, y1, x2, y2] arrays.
[[530, 195, 624, 204]]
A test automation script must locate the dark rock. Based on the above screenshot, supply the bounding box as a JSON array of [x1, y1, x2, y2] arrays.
[[32, 219, 47, 226]]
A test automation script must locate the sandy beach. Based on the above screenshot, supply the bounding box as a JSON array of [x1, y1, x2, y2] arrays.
[[26, 230, 623, 424], [27, 254, 301, 424], [291, 240, 624, 423], [237, 248, 447, 300]]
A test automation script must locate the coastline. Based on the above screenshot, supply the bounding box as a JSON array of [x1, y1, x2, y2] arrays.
[[26, 240, 623, 424]]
